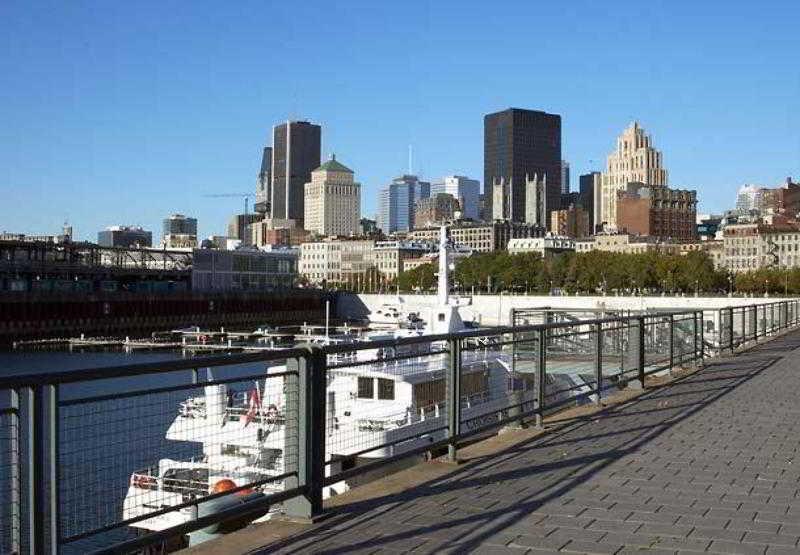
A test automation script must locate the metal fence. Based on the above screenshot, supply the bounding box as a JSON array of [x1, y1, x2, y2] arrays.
[[1, 300, 798, 554]]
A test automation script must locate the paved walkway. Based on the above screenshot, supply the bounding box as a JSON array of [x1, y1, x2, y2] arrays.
[[206, 332, 800, 554]]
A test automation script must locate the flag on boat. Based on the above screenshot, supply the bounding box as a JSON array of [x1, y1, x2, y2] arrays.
[[244, 386, 261, 426]]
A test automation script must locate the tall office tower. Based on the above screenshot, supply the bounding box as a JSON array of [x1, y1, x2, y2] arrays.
[[270, 120, 321, 225], [561, 160, 571, 194], [579, 172, 602, 232], [431, 175, 480, 220], [484, 108, 562, 226], [524, 174, 547, 227], [254, 147, 272, 215], [376, 175, 430, 234], [304, 155, 361, 237], [599, 122, 668, 229], [736, 185, 762, 214], [162, 214, 198, 249], [227, 214, 262, 245]]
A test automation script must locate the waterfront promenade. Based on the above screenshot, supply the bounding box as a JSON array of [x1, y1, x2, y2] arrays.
[[188, 330, 800, 554]]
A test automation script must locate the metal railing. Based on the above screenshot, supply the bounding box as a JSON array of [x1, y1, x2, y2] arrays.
[[1, 300, 798, 554]]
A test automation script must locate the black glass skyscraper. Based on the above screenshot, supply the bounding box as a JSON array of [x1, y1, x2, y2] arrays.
[[270, 121, 321, 225], [484, 108, 561, 226]]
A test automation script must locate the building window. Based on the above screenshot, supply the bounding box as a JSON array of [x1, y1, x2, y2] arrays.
[[357, 377, 374, 399]]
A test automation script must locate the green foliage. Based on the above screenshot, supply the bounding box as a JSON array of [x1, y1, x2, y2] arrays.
[[396, 249, 733, 294], [397, 263, 436, 291]]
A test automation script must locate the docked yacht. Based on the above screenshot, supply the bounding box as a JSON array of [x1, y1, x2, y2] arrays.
[[120, 227, 595, 538]]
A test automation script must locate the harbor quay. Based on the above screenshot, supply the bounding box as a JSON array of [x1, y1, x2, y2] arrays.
[[0, 293, 797, 552]]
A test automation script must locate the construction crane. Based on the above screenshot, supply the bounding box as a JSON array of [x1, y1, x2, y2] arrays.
[[203, 193, 255, 215]]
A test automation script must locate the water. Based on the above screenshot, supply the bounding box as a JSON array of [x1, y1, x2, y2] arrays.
[[0, 348, 275, 553]]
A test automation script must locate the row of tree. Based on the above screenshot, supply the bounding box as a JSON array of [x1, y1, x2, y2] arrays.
[[396, 251, 800, 295]]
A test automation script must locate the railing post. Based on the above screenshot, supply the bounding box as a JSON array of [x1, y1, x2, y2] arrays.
[[637, 316, 645, 388], [535, 327, 546, 429], [741, 307, 746, 347], [447, 337, 462, 462], [668, 314, 674, 371], [594, 322, 603, 405], [283, 348, 326, 520], [699, 310, 705, 363], [32, 384, 58, 555], [728, 307, 734, 352]]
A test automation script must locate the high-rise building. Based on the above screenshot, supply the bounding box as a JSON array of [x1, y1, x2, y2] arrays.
[[484, 108, 562, 225], [303, 155, 361, 237], [227, 214, 262, 246], [599, 122, 668, 230], [254, 146, 272, 215], [414, 193, 460, 228], [97, 226, 152, 248], [579, 172, 602, 232], [270, 120, 321, 225], [735, 185, 761, 214], [561, 160, 570, 194], [376, 175, 430, 234], [430, 176, 480, 220], [162, 214, 198, 249]]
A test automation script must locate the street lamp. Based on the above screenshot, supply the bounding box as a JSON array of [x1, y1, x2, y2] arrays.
[[765, 278, 770, 298], [727, 274, 733, 298]]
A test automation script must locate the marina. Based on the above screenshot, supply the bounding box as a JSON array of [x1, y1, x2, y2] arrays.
[[1, 228, 795, 554]]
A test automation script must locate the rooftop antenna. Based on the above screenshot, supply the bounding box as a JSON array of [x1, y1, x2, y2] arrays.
[[408, 144, 413, 176]]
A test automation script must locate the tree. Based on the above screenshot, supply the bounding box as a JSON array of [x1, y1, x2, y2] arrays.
[[397, 263, 436, 292]]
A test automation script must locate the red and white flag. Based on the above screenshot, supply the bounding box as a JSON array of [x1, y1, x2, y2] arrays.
[[243, 386, 261, 426]]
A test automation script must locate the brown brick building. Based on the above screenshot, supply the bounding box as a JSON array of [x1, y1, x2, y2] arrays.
[[616, 183, 697, 241], [550, 205, 591, 238]]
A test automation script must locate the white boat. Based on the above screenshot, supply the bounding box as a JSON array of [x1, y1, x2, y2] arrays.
[[120, 227, 598, 538]]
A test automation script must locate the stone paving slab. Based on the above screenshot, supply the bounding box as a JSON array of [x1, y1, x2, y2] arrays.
[[186, 331, 800, 554]]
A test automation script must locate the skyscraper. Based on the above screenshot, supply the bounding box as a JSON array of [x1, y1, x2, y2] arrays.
[[484, 108, 562, 226], [254, 147, 272, 215], [431, 175, 480, 220], [598, 122, 668, 229], [579, 172, 601, 232], [376, 175, 430, 234], [270, 120, 321, 225], [303, 155, 361, 237], [561, 160, 570, 194]]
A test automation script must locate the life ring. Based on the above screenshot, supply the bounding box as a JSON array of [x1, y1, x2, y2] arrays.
[[212, 478, 237, 494]]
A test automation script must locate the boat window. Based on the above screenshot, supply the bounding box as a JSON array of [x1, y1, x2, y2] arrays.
[[357, 377, 374, 399], [377, 378, 395, 400]]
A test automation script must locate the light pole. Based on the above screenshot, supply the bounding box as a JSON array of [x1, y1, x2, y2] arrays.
[[765, 278, 770, 298], [727, 273, 733, 298], [695, 279, 699, 298]]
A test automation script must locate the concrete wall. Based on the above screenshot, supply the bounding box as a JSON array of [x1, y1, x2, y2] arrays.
[[336, 292, 797, 327]]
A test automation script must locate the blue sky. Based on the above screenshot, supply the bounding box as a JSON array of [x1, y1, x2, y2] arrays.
[[2, 0, 799, 241]]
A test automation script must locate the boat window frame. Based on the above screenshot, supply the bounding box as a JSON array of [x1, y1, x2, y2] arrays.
[[377, 378, 395, 400], [357, 376, 375, 399]]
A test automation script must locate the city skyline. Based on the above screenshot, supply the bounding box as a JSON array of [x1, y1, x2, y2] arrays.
[[2, 1, 799, 240]]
